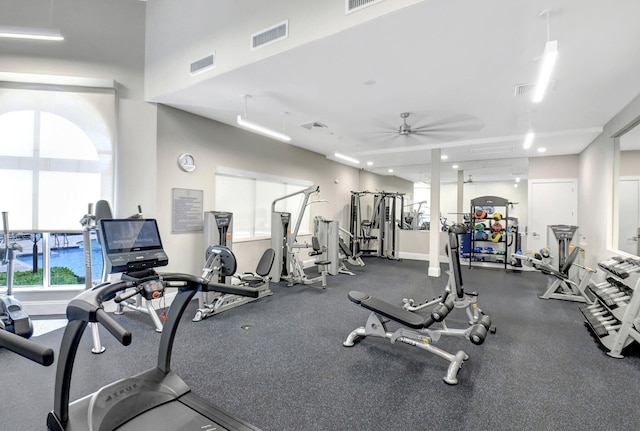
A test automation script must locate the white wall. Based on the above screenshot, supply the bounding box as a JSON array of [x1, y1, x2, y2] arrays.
[[579, 93, 640, 267], [155, 105, 413, 275], [144, 0, 423, 99]]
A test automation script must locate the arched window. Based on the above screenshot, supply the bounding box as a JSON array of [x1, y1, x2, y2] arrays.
[[0, 83, 115, 231]]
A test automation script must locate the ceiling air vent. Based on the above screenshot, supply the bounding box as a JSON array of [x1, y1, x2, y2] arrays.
[[345, 0, 385, 14], [300, 121, 328, 130], [252, 20, 288, 50], [514, 81, 556, 97], [190, 53, 215, 76]]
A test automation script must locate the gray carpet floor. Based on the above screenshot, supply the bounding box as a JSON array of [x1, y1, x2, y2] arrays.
[[1, 258, 639, 430]]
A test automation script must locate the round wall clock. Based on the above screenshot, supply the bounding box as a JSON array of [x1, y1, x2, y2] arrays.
[[177, 153, 196, 172]]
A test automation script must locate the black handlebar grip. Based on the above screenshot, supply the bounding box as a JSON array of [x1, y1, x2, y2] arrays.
[[95, 308, 132, 346], [469, 324, 488, 345], [114, 287, 141, 303], [0, 330, 54, 366]]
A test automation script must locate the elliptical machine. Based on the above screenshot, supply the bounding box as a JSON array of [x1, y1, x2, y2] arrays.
[[0, 211, 33, 338]]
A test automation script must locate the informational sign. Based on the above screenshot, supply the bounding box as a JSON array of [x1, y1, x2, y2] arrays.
[[172, 188, 204, 233]]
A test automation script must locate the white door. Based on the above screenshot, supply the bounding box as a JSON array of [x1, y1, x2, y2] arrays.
[[618, 178, 640, 255], [527, 179, 578, 252]]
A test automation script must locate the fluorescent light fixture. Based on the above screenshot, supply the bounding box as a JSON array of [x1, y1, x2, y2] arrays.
[[532, 40, 557, 103], [366, 161, 373, 166], [537, 147, 547, 153], [441, 155, 448, 160], [523, 131, 535, 149], [388, 169, 394, 173], [334, 152, 360, 164], [452, 164, 459, 169], [236, 115, 291, 142], [0, 25, 64, 41]]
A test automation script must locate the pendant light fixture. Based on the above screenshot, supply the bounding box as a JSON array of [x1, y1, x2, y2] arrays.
[[0, 0, 64, 41], [236, 95, 291, 142], [532, 10, 558, 103]]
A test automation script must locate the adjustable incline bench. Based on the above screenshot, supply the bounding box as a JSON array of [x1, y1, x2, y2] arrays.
[[343, 232, 491, 385]]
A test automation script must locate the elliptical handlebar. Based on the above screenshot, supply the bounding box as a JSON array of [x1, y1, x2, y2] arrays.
[[0, 329, 54, 366], [2, 211, 8, 265]]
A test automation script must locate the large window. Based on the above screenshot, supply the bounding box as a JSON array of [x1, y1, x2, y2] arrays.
[[0, 77, 115, 288], [215, 168, 313, 240]]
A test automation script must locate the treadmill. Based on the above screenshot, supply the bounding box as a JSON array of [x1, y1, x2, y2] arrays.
[[47, 218, 262, 431]]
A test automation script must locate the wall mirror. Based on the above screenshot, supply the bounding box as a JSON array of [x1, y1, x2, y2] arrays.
[[616, 123, 640, 256]]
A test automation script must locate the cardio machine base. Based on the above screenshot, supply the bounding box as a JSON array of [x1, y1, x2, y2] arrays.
[[193, 285, 273, 322], [47, 367, 261, 431]]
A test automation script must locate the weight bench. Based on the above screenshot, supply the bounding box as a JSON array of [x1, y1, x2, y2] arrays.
[[343, 232, 491, 385], [512, 247, 596, 303], [343, 290, 488, 385]]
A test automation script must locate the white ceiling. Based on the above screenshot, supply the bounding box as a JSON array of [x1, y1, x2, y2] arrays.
[[155, 0, 640, 184]]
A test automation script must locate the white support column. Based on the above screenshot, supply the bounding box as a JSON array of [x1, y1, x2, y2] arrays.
[[457, 170, 464, 223], [429, 148, 441, 277]]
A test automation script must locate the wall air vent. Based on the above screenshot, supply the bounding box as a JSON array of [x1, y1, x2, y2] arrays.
[[346, 0, 385, 14], [251, 20, 288, 50], [190, 53, 215, 76]]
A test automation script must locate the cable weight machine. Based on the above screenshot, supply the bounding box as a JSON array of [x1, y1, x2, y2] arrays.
[[270, 185, 327, 286], [349, 191, 404, 260]]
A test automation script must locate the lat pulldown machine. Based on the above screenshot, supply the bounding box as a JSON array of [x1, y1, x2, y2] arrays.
[[270, 185, 327, 287]]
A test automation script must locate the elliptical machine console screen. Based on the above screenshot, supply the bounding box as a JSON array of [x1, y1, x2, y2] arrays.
[[98, 219, 168, 273]]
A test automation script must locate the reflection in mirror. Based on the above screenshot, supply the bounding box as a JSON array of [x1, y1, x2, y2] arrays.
[[617, 124, 640, 256]]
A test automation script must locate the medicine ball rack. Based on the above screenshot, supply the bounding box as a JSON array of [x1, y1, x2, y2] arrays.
[[579, 256, 640, 358], [467, 196, 518, 270]]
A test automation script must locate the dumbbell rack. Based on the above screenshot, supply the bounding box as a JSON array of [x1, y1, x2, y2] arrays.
[[579, 256, 640, 358]]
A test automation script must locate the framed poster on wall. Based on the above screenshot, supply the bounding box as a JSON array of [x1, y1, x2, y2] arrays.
[[172, 188, 204, 233]]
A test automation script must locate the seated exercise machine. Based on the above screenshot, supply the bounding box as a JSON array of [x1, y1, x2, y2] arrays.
[[192, 246, 275, 321], [47, 218, 262, 431], [343, 232, 491, 385], [0, 211, 33, 339], [511, 246, 596, 303]]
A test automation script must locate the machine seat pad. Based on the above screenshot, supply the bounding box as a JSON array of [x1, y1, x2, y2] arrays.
[[348, 290, 430, 329]]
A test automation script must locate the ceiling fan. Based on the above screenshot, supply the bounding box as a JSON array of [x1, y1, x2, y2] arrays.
[[387, 111, 484, 139]]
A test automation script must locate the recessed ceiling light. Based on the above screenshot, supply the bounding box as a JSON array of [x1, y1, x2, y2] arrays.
[[452, 164, 459, 169], [366, 161, 373, 166], [514, 183, 519, 188], [537, 147, 547, 153], [441, 155, 448, 160], [515, 177, 521, 183], [388, 169, 394, 173]]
